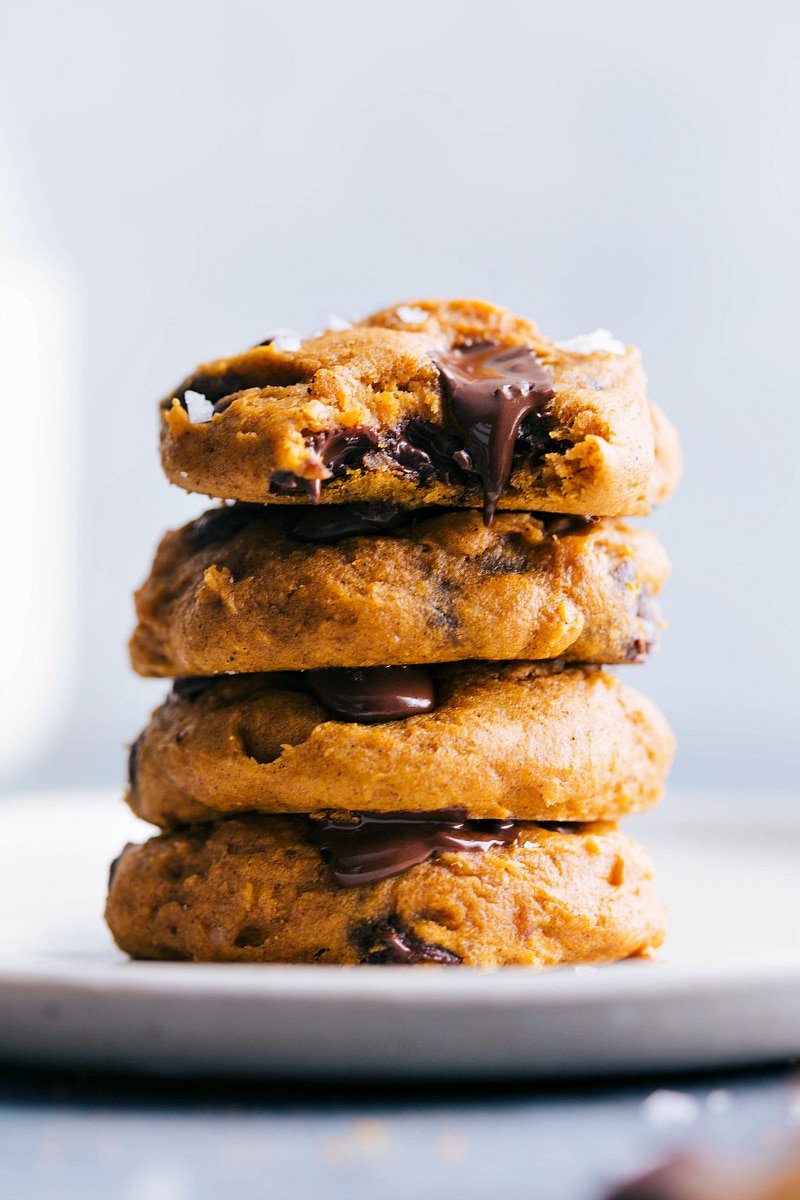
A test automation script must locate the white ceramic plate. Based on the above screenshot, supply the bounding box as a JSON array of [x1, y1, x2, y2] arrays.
[[1, 788, 799, 1079]]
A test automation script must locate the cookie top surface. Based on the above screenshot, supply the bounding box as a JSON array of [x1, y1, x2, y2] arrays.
[[130, 506, 670, 677], [106, 815, 665, 967], [160, 298, 681, 517], [126, 661, 674, 827]]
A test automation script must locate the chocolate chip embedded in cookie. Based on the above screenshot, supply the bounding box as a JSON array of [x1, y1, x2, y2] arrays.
[[125, 662, 674, 828], [159, 298, 680, 518], [105, 815, 666, 966], [129, 507, 670, 677]]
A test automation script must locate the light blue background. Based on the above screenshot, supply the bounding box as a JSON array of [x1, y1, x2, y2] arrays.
[[1, 0, 798, 794]]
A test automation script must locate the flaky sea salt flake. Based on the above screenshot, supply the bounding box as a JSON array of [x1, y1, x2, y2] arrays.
[[557, 329, 626, 356], [270, 331, 302, 352], [396, 305, 429, 325], [184, 390, 214, 424], [325, 314, 353, 332]]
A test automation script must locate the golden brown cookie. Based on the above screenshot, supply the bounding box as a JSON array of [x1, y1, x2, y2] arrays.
[[126, 663, 674, 827], [105, 815, 665, 966], [160, 298, 680, 517], [130, 506, 670, 677]]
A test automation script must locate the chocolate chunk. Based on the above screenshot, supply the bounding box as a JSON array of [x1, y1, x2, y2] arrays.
[[299, 666, 436, 724], [290, 503, 410, 543], [308, 808, 520, 886], [389, 419, 469, 486], [186, 505, 265, 551], [271, 428, 378, 501], [356, 919, 461, 965], [539, 514, 599, 538], [433, 342, 556, 525]]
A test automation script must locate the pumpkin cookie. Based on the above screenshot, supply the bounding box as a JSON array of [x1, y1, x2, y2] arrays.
[[130, 506, 669, 677], [106, 815, 665, 967], [126, 662, 674, 827], [159, 298, 680, 519]]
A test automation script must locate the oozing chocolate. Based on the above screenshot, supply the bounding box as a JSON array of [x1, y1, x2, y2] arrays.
[[537, 513, 599, 538], [271, 427, 379, 500], [186, 504, 265, 551], [290, 503, 410, 543], [308, 809, 520, 886], [388, 419, 468, 486], [433, 343, 557, 525], [354, 919, 461, 965], [266, 344, 562, 515], [299, 666, 436, 723], [289, 503, 451, 543]]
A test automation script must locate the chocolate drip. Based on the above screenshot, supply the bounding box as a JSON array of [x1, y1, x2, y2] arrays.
[[308, 809, 520, 886], [300, 666, 435, 723], [433, 343, 556, 525], [356, 920, 461, 965]]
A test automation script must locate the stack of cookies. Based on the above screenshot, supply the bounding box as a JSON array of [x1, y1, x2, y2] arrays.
[[106, 299, 680, 967]]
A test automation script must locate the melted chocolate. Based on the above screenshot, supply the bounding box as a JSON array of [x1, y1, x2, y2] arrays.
[[538, 513, 599, 538], [289, 503, 447, 544], [171, 676, 217, 702], [433, 343, 556, 525], [388, 419, 467, 486], [355, 920, 461, 965], [536, 821, 584, 834], [271, 427, 378, 501], [308, 809, 520, 886], [187, 504, 265, 551], [290, 503, 409, 543], [300, 666, 435, 723]]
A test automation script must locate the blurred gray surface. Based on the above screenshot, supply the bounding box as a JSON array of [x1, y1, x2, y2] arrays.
[[1, 0, 799, 792], [1, 1066, 799, 1200]]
